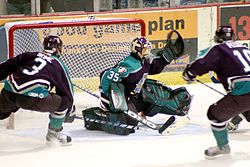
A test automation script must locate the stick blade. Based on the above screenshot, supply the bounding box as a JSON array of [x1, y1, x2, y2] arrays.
[[158, 116, 176, 134], [161, 116, 190, 135]]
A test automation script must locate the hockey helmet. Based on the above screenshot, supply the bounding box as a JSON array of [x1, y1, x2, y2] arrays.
[[43, 35, 63, 55], [214, 25, 234, 43], [131, 36, 152, 58]]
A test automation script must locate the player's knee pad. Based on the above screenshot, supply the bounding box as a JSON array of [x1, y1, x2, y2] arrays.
[[242, 112, 250, 122], [0, 112, 11, 120], [82, 107, 136, 135], [207, 109, 216, 122], [207, 105, 225, 123], [141, 79, 192, 116]]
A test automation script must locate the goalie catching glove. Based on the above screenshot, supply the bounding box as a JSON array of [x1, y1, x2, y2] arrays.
[[157, 30, 185, 63]]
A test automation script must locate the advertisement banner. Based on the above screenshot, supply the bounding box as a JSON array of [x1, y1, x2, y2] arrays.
[[97, 9, 198, 67], [1, 9, 199, 69]]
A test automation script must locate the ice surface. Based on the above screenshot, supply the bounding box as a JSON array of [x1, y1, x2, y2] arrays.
[[1, 83, 250, 167]]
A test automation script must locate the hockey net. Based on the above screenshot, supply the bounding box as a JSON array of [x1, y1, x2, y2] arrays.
[[2, 17, 145, 129]]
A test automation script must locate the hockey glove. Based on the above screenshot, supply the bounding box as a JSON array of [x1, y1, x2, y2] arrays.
[[64, 105, 76, 123], [157, 30, 185, 63], [182, 65, 196, 82]]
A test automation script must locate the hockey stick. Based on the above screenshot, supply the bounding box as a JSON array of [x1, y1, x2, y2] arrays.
[[194, 79, 225, 96], [73, 83, 175, 134]]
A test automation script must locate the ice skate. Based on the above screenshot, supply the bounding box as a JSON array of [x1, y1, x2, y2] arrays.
[[204, 144, 230, 159], [227, 115, 243, 132], [227, 121, 239, 132], [46, 128, 72, 146]]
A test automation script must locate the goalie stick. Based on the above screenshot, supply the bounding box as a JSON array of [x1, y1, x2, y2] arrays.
[[137, 95, 192, 135], [73, 83, 176, 135]]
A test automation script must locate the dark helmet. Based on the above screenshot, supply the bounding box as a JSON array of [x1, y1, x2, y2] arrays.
[[131, 36, 152, 58], [214, 25, 234, 43], [43, 35, 63, 55]]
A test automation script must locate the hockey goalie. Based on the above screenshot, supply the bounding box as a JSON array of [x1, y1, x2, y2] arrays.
[[82, 30, 192, 135]]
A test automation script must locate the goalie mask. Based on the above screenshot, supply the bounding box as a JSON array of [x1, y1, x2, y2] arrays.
[[214, 25, 234, 43], [43, 35, 63, 56], [131, 36, 152, 58]]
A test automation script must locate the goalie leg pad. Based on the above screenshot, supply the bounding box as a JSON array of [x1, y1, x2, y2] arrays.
[[82, 107, 135, 135], [145, 105, 180, 116], [82, 107, 106, 131], [104, 112, 135, 135], [170, 87, 192, 116], [142, 79, 192, 116], [109, 82, 128, 112]]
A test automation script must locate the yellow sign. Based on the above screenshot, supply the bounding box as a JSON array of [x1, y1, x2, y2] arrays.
[[94, 9, 198, 40], [1, 9, 198, 41]]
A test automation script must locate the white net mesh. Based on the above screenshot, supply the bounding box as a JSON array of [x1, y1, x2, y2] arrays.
[[6, 18, 144, 113]]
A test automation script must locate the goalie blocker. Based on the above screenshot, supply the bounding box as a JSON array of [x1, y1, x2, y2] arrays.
[[82, 80, 192, 135]]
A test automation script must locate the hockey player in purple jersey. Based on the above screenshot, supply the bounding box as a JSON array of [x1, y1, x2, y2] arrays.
[[183, 25, 250, 159], [198, 47, 246, 133], [0, 35, 75, 146], [82, 30, 192, 135]]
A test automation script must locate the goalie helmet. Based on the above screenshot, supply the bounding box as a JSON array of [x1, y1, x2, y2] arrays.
[[214, 25, 234, 43], [131, 36, 152, 58], [43, 35, 63, 56]]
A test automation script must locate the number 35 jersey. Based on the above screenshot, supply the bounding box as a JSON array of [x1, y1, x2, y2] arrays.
[[100, 52, 168, 97], [188, 42, 250, 95], [0, 52, 74, 101]]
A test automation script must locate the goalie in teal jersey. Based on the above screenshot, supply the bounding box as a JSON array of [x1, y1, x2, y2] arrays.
[[82, 30, 192, 135]]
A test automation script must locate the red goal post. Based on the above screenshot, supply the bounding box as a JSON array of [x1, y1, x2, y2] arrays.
[[3, 17, 146, 129]]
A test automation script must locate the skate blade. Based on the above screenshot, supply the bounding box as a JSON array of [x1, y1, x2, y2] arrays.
[[46, 140, 72, 147], [204, 152, 231, 160]]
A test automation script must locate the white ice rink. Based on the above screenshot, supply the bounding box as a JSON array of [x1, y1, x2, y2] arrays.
[[1, 83, 250, 167]]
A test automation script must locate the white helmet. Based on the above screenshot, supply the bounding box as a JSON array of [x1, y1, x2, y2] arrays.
[[131, 36, 152, 58]]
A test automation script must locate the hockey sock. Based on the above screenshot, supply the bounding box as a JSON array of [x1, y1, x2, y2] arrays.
[[49, 111, 66, 130], [212, 128, 228, 147]]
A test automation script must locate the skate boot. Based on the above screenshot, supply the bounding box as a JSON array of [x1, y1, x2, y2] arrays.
[[227, 115, 243, 132], [46, 127, 72, 146], [204, 144, 230, 159]]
